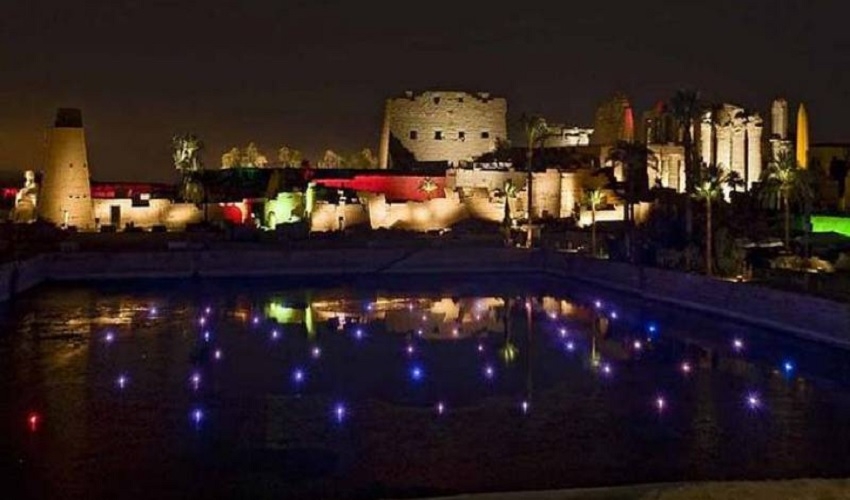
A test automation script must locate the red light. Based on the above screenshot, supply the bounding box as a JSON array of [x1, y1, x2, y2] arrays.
[[28, 412, 40, 432]]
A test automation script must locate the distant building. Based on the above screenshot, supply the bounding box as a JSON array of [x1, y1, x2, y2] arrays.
[[377, 90, 508, 169], [769, 98, 793, 161], [542, 124, 594, 148], [591, 93, 634, 146], [699, 104, 763, 191]]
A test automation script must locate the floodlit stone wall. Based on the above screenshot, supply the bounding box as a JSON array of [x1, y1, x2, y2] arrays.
[[367, 192, 468, 231], [700, 104, 763, 191], [378, 91, 507, 167], [38, 120, 94, 229], [310, 202, 369, 232]]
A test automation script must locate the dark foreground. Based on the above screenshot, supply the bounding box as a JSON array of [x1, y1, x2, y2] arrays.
[[2, 274, 850, 499]]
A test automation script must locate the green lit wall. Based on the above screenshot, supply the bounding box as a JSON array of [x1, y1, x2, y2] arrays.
[[811, 216, 850, 237], [264, 192, 304, 227]]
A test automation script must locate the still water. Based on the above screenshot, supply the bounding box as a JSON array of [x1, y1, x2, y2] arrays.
[[2, 275, 850, 499]]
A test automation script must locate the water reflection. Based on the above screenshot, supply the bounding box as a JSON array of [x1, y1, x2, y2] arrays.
[[2, 281, 850, 499]]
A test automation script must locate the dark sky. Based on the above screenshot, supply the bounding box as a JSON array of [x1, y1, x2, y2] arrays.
[[2, 0, 849, 182]]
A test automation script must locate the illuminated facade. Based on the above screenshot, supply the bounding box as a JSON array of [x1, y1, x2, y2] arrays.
[[378, 90, 507, 168], [699, 104, 763, 191], [38, 109, 94, 228]]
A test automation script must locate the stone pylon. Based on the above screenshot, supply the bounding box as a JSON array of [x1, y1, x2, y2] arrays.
[[796, 103, 809, 169], [38, 108, 94, 229]]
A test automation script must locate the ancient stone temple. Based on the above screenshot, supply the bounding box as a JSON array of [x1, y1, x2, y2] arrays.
[[377, 90, 508, 168], [38, 108, 94, 229], [699, 104, 763, 190], [591, 93, 634, 145], [769, 98, 793, 160], [542, 124, 594, 147]]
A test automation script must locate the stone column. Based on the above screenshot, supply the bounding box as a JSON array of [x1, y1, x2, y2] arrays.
[[700, 113, 713, 165], [746, 117, 763, 190]]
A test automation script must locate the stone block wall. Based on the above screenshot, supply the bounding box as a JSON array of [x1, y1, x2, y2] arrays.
[[379, 91, 507, 167]]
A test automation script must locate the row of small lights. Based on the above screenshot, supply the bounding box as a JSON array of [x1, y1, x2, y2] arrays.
[[26, 297, 791, 432]]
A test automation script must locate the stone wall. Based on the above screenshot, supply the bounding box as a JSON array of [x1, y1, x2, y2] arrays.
[[378, 91, 507, 167], [38, 118, 94, 229]]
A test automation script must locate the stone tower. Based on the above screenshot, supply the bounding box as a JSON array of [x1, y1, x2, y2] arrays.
[[38, 108, 94, 228], [771, 98, 789, 139], [796, 103, 809, 169], [591, 93, 633, 145], [377, 90, 507, 168]]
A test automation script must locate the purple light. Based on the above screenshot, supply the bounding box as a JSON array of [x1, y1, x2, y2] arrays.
[[521, 400, 530, 414], [655, 396, 666, 412], [565, 341, 575, 352], [199, 317, 206, 327], [548, 311, 557, 320], [733, 338, 745, 352], [334, 403, 346, 423], [416, 329, 424, 337], [271, 330, 279, 340], [203, 331, 211, 342], [680, 361, 692, 374], [601, 363, 612, 375], [594, 300, 602, 309], [104, 332, 115, 343], [484, 365, 495, 379], [407, 304, 414, 311], [355, 328, 364, 340], [421, 315, 427, 322], [406, 344, 415, 355], [311, 346, 322, 359], [292, 368, 305, 384], [610, 311, 618, 320], [633, 340, 643, 351], [214, 349, 222, 360], [452, 327, 459, 337], [559, 327, 567, 338], [436, 401, 445, 415], [190, 372, 201, 390], [252, 316, 260, 325], [746, 392, 761, 410], [149, 307, 158, 316], [205, 306, 212, 315], [477, 343, 484, 353], [116, 374, 128, 389]]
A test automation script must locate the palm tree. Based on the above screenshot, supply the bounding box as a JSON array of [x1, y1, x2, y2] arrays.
[[606, 141, 655, 261], [669, 89, 705, 269], [761, 151, 813, 248], [520, 114, 549, 248], [584, 174, 607, 257], [692, 164, 735, 276]]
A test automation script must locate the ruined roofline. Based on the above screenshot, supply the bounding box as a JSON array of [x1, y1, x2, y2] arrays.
[[389, 90, 504, 102]]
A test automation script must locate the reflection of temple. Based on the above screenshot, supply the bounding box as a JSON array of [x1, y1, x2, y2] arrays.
[[266, 296, 506, 339]]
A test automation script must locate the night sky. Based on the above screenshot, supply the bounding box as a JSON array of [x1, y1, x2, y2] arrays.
[[2, 0, 849, 182]]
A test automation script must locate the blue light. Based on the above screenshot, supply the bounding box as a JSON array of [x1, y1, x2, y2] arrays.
[[292, 368, 305, 384], [334, 403, 346, 423], [783, 360, 795, 374], [565, 341, 576, 352], [116, 374, 128, 389], [355, 328, 364, 340], [191, 408, 204, 426], [271, 329, 280, 340], [484, 365, 495, 379], [410, 365, 424, 381], [190, 372, 201, 390], [647, 323, 658, 334], [203, 331, 210, 342], [610, 311, 618, 320], [594, 300, 602, 309]]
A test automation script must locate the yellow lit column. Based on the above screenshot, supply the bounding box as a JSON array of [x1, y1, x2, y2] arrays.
[[796, 104, 809, 169]]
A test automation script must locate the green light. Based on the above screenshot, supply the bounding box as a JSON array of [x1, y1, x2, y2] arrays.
[[811, 216, 850, 237]]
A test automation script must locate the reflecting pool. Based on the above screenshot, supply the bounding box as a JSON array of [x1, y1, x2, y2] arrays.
[[2, 275, 850, 499]]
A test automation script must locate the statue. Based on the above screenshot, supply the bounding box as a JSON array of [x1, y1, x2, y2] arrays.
[[172, 134, 204, 203], [172, 134, 202, 172], [12, 170, 38, 223]]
